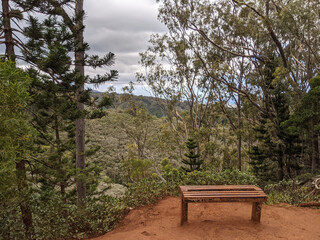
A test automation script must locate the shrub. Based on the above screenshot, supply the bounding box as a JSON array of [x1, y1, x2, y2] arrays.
[[264, 180, 310, 205], [163, 167, 257, 187], [122, 178, 168, 207]]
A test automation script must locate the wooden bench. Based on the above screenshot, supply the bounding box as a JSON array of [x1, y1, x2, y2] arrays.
[[180, 185, 268, 225]]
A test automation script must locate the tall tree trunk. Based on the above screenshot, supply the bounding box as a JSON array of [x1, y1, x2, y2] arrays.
[[54, 114, 67, 201], [311, 125, 317, 173], [237, 85, 242, 171], [312, 130, 319, 172], [16, 160, 35, 240], [75, 0, 86, 206], [277, 146, 284, 180], [2, 0, 15, 61], [315, 134, 319, 170]]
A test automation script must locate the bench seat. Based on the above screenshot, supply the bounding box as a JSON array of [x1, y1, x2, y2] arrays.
[[180, 185, 268, 225]]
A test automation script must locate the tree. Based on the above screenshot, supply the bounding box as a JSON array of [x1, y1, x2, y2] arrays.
[[0, 1, 37, 237], [20, 0, 118, 205], [154, 0, 320, 114], [182, 137, 203, 171], [249, 58, 301, 180], [0, 61, 35, 240], [285, 76, 320, 172], [138, 26, 221, 169]]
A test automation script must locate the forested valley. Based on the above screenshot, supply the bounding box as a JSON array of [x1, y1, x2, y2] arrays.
[[1, 0, 320, 239]]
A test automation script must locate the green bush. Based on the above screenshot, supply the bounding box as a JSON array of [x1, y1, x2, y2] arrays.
[[163, 167, 257, 187], [122, 178, 168, 207], [264, 180, 310, 205], [213, 169, 258, 185], [0, 190, 127, 240]]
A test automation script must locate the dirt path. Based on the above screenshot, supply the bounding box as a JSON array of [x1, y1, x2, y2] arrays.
[[91, 197, 320, 240]]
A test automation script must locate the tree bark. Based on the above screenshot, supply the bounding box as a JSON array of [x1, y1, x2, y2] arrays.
[[237, 80, 242, 171], [277, 147, 284, 180], [312, 130, 319, 172], [74, 0, 86, 206], [316, 134, 319, 170], [16, 160, 35, 240], [2, 0, 15, 61]]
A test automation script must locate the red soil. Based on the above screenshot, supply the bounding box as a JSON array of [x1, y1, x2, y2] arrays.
[[91, 197, 320, 240]]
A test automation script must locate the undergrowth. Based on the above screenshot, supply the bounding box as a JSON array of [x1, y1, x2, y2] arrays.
[[2, 169, 318, 240]]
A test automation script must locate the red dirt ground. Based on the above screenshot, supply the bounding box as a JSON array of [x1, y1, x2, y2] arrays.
[[91, 197, 320, 240]]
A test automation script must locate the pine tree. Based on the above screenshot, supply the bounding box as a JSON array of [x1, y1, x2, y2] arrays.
[[284, 75, 320, 172], [19, 1, 118, 205], [249, 58, 301, 181], [182, 137, 203, 171], [248, 146, 276, 185]]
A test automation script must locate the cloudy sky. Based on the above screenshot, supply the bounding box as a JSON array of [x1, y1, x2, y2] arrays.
[[84, 0, 167, 95]]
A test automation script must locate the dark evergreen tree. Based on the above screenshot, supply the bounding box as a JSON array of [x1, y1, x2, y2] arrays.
[[249, 58, 301, 181], [249, 146, 276, 184], [283, 75, 320, 173], [182, 137, 203, 171], [19, 1, 118, 205]]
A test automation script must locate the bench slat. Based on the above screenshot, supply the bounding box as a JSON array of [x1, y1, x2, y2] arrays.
[[183, 186, 255, 189], [184, 197, 267, 202], [184, 192, 266, 195], [183, 190, 265, 194], [183, 186, 260, 191]]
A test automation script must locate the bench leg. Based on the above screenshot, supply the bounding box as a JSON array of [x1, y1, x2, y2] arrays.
[[181, 198, 188, 226], [251, 202, 262, 222]]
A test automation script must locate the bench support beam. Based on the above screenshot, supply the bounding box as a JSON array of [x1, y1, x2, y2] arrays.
[[251, 202, 262, 222], [181, 198, 188, 225]]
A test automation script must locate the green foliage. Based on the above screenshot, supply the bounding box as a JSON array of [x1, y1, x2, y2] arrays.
[[122, 168, 258, 209], [162, 166, 257, 189], [0, 61, 33, 161], [249, 59, 301, 181], [122, 158, 154, 182], [182, 137, 203, 172], [249, 146, 276, 185], [0, 190, 127, 240], [0, 61, 34, 210], [264, 180, 311, 205], [122, 178, 168, 208]]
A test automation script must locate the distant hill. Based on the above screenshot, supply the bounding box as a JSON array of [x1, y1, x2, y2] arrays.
[[91, 92, 188, 118]]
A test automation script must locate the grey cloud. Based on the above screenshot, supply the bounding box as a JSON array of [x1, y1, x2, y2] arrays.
[[86, 29, 153, 53], [83, 0, 167, 93], [85, 0, 165, 33]]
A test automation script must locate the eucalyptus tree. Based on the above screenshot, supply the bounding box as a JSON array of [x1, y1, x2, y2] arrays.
[[155, 0, 320, 106], [138, 31, 220, 165], [149, 0, 320, 175]]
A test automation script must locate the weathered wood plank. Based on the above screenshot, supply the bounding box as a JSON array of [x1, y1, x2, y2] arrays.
[[183, 191, 266, 195], [184, 197, 267, 203], [181, 185, 259, 190]]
